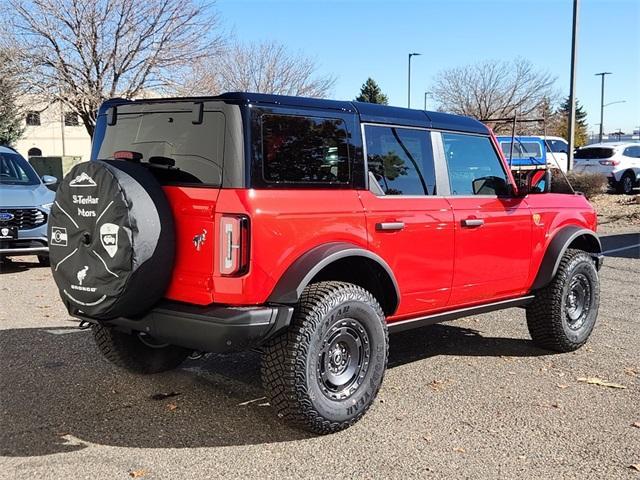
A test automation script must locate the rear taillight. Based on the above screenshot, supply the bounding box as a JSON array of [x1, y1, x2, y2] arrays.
[[599, 160, 619, 166], [219, 215, 249, 276]]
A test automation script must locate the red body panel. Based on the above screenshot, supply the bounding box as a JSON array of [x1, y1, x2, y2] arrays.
[[163, 183, 597, 318], [358, 191, 454, 318]]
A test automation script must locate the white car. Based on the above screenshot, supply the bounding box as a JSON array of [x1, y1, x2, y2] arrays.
[[573, 142, 640, 194], [543, 136, 569, 171]]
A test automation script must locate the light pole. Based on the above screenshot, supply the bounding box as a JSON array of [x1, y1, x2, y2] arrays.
[[407, 53, 421, 108], [595, 72, 612, 143], [424, 91, 431, 110], [567, 0, 579, 171]]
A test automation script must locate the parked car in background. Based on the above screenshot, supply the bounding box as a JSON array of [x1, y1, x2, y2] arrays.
[[496, 135, 568, 172], [573, 142, 640, 194], [0, 145, 57, 264], [543, 136, 569, 171]]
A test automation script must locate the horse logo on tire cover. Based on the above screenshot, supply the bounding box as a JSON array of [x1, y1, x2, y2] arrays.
[[100, 223, 119, 258]]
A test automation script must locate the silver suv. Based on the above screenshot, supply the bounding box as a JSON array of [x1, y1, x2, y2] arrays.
[[573, 142, 640, 194], [0, 145, 57, 265]]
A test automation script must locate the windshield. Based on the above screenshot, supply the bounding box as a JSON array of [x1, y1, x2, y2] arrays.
[[94, 103, 225, 186], [575, 147, 615, 159], [500, 141, 543, 159], [0, 151, 40, 186]]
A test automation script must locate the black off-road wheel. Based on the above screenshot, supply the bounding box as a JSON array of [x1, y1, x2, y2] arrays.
[[262, 281, 388, 434], [92, 324, 191, 374], [526, 249, 600, 352], [616, 171, 636, 195]]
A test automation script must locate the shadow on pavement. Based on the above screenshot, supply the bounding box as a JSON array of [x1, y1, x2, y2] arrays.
[[389, 323, 548, 368], [601, 232, 640, 259], [0, 321, 548, 457], [0, 257, 47, 274]]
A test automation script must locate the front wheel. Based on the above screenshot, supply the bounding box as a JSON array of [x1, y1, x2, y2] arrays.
[[92, 324, 191, 374], [526, 249, 600, 352], [262, 281, 388, 434]]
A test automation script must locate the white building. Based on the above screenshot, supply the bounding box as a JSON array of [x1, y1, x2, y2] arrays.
[[15, 98, 92, 161]]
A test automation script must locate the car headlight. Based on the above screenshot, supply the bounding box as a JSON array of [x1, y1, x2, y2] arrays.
[[41, 202, 53, 211]]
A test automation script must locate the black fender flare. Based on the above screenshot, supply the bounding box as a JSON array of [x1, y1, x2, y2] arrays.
[[268, 242, 400, 312], [531, 226, 602, 290]]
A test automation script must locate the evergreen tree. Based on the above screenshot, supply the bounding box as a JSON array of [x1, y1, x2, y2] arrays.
[[355, 78, 389, 105], [0, 49, 24, 146], [554, 97, 588, 147]]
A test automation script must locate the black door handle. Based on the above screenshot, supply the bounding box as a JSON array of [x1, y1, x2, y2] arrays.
[[375, 222, 405, 232], [461, 218, 484, 227]]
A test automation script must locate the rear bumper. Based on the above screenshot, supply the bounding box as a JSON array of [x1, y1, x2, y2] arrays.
[[75, 301, 294, 353]]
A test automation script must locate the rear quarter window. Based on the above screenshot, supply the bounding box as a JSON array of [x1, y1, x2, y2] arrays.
[[259, 114, 350, 186], [575, 148, 615, 159]]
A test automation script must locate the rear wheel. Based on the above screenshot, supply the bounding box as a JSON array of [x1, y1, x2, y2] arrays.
[[617, 171, 636, 195], [526, 249, 599, 352], [92, 324, 191, 374], [262, 281, 388, 434]]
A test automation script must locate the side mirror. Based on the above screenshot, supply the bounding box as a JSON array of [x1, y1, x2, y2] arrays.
[[516, 169, 551, 195], [42, 175, 58, 185], [472, 176, 509, 196]]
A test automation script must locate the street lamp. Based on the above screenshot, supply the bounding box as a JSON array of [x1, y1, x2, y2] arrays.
[[595, 71, 612, 142], [603, 100, 626, 108], [407, 52, 421, 108], [424, 91, 432, 110]]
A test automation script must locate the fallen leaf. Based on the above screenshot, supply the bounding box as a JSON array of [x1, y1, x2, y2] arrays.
[[422, 435, 432, 443], [624, 367, 638, 377], [453, 447, 466, 453], [577, 377, 626, 389], [632, 422, 640, 429], [630, 464, 640, 472], [556, 384, 569, 389], [129, 470, 147, 478], [167, 403, 178, 411], [429, 380, 446, 392]]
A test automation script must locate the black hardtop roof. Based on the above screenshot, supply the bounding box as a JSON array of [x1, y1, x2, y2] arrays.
[[101, 92, 489, 135]]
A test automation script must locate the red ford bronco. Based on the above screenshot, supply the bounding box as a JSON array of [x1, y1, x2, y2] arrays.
[[48, 93, 602, 434]]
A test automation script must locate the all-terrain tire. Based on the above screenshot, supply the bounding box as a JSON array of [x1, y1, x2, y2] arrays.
[[616, 171, 636, 195], [526, 249, 600, 352], [92, 324, 191, 374], [262, 281, 388, 434]]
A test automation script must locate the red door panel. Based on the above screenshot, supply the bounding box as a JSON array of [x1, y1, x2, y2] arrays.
[[359, 191, 455, 319], [446, 196, 531, 306]]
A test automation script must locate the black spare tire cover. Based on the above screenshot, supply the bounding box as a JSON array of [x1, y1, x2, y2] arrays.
[[48, 160, 175, 320]]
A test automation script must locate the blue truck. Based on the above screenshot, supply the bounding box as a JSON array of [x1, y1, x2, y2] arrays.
[[497, 136, 568, 172]]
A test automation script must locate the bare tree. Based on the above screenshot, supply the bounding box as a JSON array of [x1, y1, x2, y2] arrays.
[[431, 58, 556, 132], [181, 40, 335, 98], [8, 0, 223, 137]]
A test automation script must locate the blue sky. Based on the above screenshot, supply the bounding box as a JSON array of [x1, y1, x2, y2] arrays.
[[217, 0, 639, 134]]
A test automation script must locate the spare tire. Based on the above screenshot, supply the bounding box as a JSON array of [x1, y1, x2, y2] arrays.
[[48, 160, 174, 320]]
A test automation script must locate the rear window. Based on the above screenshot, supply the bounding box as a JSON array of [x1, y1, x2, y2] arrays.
[[575, 147, 614, 159], [500, 141, 543, 159], [94, 104, 225, 186], [261, 114, 350, 185], [0, 151, 40, 186]]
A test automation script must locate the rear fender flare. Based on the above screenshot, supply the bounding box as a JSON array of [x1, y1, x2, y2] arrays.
[[268, 242, 400, 312]]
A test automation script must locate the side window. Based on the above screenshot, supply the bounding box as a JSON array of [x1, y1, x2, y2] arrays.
[[443, 133, 509, 196], [623, 146, 640, 158], [364, 125, 435, 195], [261, 114, 350, 184]]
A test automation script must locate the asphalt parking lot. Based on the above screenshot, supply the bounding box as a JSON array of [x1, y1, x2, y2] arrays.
[[0, 233, 638, 479]]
